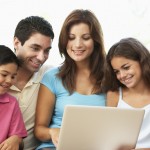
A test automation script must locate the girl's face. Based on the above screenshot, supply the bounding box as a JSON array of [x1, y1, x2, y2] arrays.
[[0, 63, 18, 95], [111, 56, 143, 89], [66, 23, 94, 64]]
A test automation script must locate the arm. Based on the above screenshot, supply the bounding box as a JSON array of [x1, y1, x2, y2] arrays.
[[0, 135, 22, 150], [34, 84, 60, 146], [19, 140, 24, 150], [118, 147, 150, 150], [135, 148, 150, 150], [106, 90, 119, 107], [0, 96, 27, 150]]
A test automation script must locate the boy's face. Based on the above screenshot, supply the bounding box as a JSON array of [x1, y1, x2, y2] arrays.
[[0, 63, 17, 95], [14, 33, 52, 74]]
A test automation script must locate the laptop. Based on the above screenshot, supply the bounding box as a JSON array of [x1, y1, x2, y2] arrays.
[[57, 105, 145, 150]]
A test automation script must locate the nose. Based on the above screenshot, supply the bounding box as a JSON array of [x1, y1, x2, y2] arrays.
[[36, 51, 46, 62], [6, 76, 13, 84], [74, 38, 83, 47], [119, 70, 127, 79]]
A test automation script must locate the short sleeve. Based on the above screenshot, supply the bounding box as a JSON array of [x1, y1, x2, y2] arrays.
[[8, 97, 27, 138], [41, 67, 59, 94]]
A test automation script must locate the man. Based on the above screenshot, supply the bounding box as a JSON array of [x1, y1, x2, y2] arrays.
[[9, 16, 54, 150]]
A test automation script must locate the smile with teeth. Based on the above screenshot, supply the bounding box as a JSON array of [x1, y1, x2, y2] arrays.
[[122, 76, 132, 84], [31, 60, 41, 67], [1, 84, 10, 89], [72, 50, 85, 55]]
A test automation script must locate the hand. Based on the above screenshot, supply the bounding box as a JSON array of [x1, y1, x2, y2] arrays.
[[118, 147, 150, 150], [117, 145, 134, 150], [49, 128, 60, 148], [0, 135, 22, 150]]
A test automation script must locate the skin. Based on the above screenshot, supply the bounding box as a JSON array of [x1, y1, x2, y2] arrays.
[[111, 56, 143, 90], [13, 32, 52, 90], [107, 56, 150, 150], [0, 135, 22, 150], [67, 23, 94, 64], [34, 22, 95, 148], [0, 63, 17, 95], [0, 63, 22, 150]]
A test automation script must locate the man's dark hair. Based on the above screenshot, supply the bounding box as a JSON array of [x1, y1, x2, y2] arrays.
[[14, 16, 54, 45]]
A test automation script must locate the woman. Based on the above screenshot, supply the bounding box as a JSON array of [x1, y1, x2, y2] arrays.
[[103, 37, 150, 150], [34, 9, 106, 150]]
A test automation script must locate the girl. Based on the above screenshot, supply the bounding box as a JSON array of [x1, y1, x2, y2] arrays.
[[103, 38, 150, 150]]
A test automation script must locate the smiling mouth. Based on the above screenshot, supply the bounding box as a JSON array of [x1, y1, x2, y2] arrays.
[[122, 76, 133, 84], [1, 85, 10, 89], [72, 50, 85, 55], [30, 60, 42, 67]]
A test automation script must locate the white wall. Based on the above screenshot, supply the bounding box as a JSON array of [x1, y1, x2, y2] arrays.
[[0, 0, 150, 66]]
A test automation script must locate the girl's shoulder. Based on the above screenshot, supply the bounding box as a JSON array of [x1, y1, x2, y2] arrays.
[[106, 90, 119, 107]]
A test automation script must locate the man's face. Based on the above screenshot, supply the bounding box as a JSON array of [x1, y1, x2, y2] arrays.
[[14, 33, 52, 73]]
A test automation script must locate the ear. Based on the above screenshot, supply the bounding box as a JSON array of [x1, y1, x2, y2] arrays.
[[13, 37, 21, 53]]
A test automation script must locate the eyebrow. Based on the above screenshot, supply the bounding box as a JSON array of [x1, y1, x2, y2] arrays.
[[0, 70, 17, 75], [113, 63, 129, 71], [69, 33, 91, 35], [31, 44, 52, 50], [121, 63, 129, 68]]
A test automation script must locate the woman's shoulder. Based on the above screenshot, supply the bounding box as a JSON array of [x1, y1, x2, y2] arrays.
[[106, 90, 119, 107], [41, 67, 61, 85], [44, 66, 60, 76]]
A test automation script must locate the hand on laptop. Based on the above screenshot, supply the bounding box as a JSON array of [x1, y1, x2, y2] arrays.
[[118, 145, 150, 150], [117, 145, 134, 150], [49, 128, 60, 148]]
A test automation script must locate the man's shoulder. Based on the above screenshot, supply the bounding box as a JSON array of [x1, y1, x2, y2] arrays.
[[32, 65, 54, 82], [43, 66, 60, 76], [34, 65, 60, 82], [39, 65, 53, 73], [36, 65, 53, 76]]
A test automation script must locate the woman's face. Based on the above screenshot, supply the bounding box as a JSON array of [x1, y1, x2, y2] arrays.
[[66, 22, 94, 64], [111, 56, 143, 89]]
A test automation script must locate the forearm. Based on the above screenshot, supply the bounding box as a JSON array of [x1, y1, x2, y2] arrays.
[[34, 125, 51, 141], [135, 148, 150, 150], [0, 135, 22, 150], [19, 139, 24, 150]]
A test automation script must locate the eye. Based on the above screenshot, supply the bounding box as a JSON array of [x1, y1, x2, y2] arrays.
[[123, 66, 130, 70], [11, 73, 17, 80], [44, 49, 50, 55], [11, 76, 15, 79], [0, 73, 7, 77], [68, 35, 75, 41], [30, 46, 39, 51], [82, 35, 91, 40]]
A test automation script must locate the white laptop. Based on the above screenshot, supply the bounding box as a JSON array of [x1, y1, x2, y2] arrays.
[[57, 105, 145, 150]]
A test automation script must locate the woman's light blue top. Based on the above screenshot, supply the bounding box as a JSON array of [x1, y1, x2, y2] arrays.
[[36, 67, 106, 149]]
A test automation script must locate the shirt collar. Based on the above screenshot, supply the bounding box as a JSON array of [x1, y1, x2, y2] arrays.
[[30, 71, 40, 83], [10, 65, 50, 90]]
